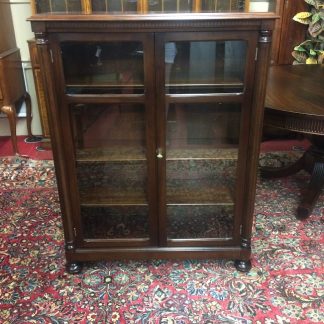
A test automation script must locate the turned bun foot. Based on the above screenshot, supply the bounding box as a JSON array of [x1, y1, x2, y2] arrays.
[[66, 262, 82, 274], [234, 259, 252, 272]]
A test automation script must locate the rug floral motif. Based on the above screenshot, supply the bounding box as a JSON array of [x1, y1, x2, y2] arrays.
[[0, 154, 323, 323]]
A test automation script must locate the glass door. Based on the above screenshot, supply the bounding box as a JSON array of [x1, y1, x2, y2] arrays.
[[55, 33, 157, 247], [155, 32, 257, 246]]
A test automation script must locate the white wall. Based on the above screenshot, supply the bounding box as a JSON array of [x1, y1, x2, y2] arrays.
[[0, 1, 42, 136]]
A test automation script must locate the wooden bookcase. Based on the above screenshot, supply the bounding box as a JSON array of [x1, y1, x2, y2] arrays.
[[29, 2, 277, 273]]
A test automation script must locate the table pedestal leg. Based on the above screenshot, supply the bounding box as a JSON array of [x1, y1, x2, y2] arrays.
[[297, 161, 324, 219], [260, 145, 324, 219]]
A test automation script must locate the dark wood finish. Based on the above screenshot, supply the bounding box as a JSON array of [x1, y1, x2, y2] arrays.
[[261, 65, 324, 218], [28, 39, 51, 138], [28, 39, 52, 151], [0, 48, 35, 155], [271, 0, 307, 65], [29, 12, 276, 273]]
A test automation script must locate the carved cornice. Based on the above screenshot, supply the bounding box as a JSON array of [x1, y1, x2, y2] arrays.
[[40, 19, 270, 32]]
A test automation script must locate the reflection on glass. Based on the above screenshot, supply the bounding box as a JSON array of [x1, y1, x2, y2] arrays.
[[70, 103, 146, 160], [61, 42, 144, 94], [166, 103, 241, 239], [82, 206, 149, 239], [249, 0, 276, 12], [165, 40, 247, 94]]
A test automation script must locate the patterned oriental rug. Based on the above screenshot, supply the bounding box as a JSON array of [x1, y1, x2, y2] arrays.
[[0, 154, 323, 323]]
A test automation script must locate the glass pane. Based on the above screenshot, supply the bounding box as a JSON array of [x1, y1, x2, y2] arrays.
[[201, 0, 241, 12], [82, 206, 149, 239], [92, 0, 107, 11], [73, 102, 147, 203], [249, 0, 276, 12], [70, 103, 146, 160], [36, 0, 51, 13], [61, 42, 144, 94], [147, 0, 163, 12], [167, 206, 234, 239], [148, 0, 193, 12], [92, 0, 138, 12], [70, 103, 149, 239], [51, 0, 67, 11], [67, 0, 82, 11], [166, 103, 241, 240], [123, 0, 138, 12], [165, 40, 247, 94]]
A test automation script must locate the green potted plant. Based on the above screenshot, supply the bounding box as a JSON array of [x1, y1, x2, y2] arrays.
[[292, 0, 324, 64]]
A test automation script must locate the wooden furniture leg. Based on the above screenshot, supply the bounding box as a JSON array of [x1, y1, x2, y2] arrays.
[[1, 104, 18, 154], [25, 92, 33, 138], [297, 156, 324, 219], [261, 145, 324, 219], [24, 91, 42, 143]]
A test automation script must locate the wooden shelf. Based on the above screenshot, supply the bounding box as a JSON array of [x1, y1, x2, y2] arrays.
[[166, 82, 244, 94], [76, 147, 147, 162], [66, 84, 145, 95], [167, 147, 238, 160], [167, 185, 234, 205], [76, 147, 238, 162], [80, 187, 148, 206], [80, 184, 234, 206]]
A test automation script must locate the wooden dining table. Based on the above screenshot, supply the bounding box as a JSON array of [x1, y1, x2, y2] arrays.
[[261, 64, 324, 219]]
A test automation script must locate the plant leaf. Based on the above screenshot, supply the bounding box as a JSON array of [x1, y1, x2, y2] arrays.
[[292, 50, 307, 63], [308, 21, 323, 36], [293, 16, 312, 25], [293, 45, 307, 51], [312, 12, 321, 23], [317, 51, 324, 64], [306, 57, 318, 63], [309, 48, 317, 55], [304, 0, 317, 7], [294, 12, 313, 19]]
